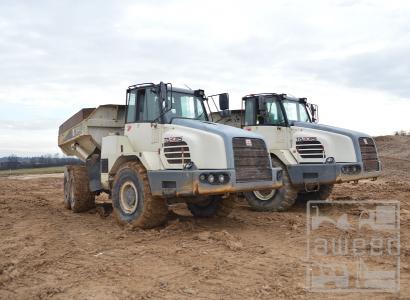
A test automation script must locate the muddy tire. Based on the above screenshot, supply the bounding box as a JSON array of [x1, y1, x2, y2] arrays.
[[63, 167, 72, 209], [244, 157, 297, 212], [298, 184, 334, 201], [187, 194, 235, 218], [65, 165, 95, 213], [112, 161, 168, 229]]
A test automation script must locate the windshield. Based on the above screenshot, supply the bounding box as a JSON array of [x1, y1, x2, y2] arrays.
[[282, 100, 311, 122], [164, 92, 207, 122]]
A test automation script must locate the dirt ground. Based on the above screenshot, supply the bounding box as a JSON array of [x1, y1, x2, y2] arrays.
[[0, 136, 409, 299]]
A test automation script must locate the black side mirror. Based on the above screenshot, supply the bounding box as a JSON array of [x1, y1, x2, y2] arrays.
[[219, 93, 229, 110], [159, 81, 172, 110], [159, 81, 167, 100], [309, 103, 319, 123]]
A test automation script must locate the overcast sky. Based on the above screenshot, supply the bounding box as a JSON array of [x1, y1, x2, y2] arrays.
[[1, 0, 410, 156]]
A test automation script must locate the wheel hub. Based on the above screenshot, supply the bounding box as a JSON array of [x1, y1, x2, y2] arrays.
[[120, 181, 138, 214], [253, 189, 276, 201]]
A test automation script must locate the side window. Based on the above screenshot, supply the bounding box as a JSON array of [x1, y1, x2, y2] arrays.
[[135, 89, 161, 122], [266, 100, 285, 125], [145, 89, 160, 121], [298, 103, 310, 122], [126, 90, 137, 123], [136, 89, 146, 121], [244, 99, 256, 126], [180, 96, 195, 118]]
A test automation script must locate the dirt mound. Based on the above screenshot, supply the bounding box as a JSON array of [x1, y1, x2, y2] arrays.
[[375, 135, 410, 160], [374, 135, 410, 181]]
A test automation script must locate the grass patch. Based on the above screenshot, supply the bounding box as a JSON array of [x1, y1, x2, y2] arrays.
[[0, 166, 65, 177]]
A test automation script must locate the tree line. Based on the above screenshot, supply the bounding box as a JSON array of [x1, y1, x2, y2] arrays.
[[394, 130, 410, 136], [0, 154, 82, 170]]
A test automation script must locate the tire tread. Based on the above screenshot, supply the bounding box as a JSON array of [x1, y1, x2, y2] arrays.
[[68, 165, 95, 213], [112, 161, 168, 228]]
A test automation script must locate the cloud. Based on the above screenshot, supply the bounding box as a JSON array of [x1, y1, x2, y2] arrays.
[[0, 119, 60, 131], [0, 0, 410, 155], [294, 44, 410, 98]]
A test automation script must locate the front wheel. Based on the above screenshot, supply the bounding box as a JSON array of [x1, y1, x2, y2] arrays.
[[187, 194, 235, 218], [244, 157, 298, 212], [112, 162, 168, 229]]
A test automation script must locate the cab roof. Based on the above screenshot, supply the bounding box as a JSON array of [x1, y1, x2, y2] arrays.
[[242, 93, 306, 102]]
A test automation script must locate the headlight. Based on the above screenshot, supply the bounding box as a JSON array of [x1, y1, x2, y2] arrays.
[[341, 164, 361, 175], [207, 174, 215, 184], [199, 173, 230, 185]]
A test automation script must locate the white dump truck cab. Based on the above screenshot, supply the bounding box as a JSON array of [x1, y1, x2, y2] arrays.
[[58, 82, 282, 228], [214, 93, 381, 211]]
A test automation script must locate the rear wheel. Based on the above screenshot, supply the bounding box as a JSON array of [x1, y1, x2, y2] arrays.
[[63, 167, 72, 209], [298, 184, 334, 201], [65, 165, 95, 213], [244, 157, 298, 212], [187, 194, 235, 218], [112, 161, 168, 229]]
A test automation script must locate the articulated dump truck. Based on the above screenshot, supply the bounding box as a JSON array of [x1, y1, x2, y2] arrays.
[[213, 93, 382, 212], [58, 82, 283, 228]]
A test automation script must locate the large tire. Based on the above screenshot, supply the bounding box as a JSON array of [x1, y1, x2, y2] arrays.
[[187, 194, 235, 218], [66, 165, 95, 213], [63, 167, 72, 209], [298, 184, 334, 201], [112, 161, 168, 229], [244, 157, 298, 212]]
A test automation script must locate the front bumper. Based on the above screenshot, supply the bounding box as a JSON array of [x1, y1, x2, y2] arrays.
[[147, 168, 283, 198], [287, 161, 382, 186]]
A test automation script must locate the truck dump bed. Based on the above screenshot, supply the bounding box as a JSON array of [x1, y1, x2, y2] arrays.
[[58, 105, 126, 160], [211, 110, 243, 127]]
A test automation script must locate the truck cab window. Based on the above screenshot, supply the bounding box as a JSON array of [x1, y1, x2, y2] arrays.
[[164, 92, 207, 122], [266, 99, 285, 125], [283, 100, 310, 122], [126, 90, 137, 123], [180, 96, 197, 118], [135, 89, 161, 122], [244, 99, 256, 125]]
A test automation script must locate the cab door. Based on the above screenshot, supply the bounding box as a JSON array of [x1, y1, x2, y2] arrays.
[[124, 87, 162, 169], [243, 98, 290, 150]]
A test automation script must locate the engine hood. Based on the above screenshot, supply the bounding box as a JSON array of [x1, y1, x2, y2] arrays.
[[170, 118, 268, 169], [292, 121, 372, 162], [292, 122, 372, 139], [172, 118, 263, 139]]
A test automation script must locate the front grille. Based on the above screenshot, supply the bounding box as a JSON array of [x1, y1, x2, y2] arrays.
[[163, 141, 191, 165], [232, 138, 272, 182], [296, 140, 325, 159], [359, 137, 379, 172]]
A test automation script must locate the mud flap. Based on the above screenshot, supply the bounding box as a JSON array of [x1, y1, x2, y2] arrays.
[[86, 150, 102, 192]]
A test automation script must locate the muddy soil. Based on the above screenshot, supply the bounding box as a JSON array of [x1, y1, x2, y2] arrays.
[[0, 136, 409, 299]]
